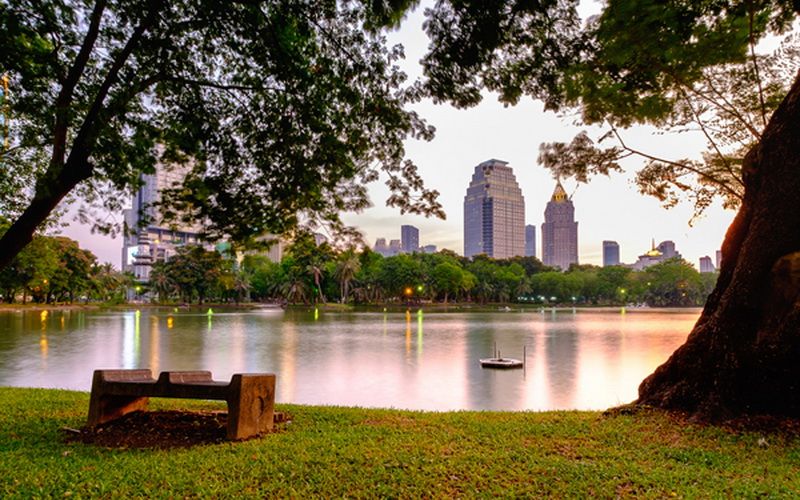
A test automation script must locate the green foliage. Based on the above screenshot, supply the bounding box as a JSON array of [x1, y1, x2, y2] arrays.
[[0, 223, 122, 303], [422, 1, 800, 219], [430, 261, 462, 302], [2, 388, 800, 497], [640, 258, 708, 307], [242, 254, 283, 302], [149, 245, 232, 304], [378, 253, 422, 297], [0, 0, 444, 268]]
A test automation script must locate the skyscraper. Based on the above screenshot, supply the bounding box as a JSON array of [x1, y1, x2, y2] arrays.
[[541, 180, 578, 270], [122, 159, 204, 280], [525, 225, 536, 258], [401, 225, 419, 253], [603, 240, 620, 266], [699, 256, 716, 273], [463, 159, 526, 259]]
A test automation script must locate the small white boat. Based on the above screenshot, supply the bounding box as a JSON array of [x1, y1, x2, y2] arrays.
[[479, 357, 523, 369]]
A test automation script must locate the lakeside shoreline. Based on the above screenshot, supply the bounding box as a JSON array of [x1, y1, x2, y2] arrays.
[[0, 301, 703, 314]]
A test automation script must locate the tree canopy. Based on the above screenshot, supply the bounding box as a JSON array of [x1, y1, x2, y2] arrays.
[[423, 0, 799, 218], [0, 0, 442, 269]]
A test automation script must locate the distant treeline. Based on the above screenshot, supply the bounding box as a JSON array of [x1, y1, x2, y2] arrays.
[[0, 233, 130, 304], [146, 232, 717, 307]]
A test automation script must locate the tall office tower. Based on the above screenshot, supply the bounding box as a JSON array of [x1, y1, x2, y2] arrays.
[[525, 225, 536, 258], [699, 256, 716, 273], [401, 225, 419, 253], [603, 240, 620, 266], [463, 159, 526, 259], [541, 180, 578, 270], [122, 159, 204, 281], [373, 238, 390, 257]]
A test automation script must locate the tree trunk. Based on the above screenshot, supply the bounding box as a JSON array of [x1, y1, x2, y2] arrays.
[[637, 71, 800, 419], [0, 159, 91, 270]]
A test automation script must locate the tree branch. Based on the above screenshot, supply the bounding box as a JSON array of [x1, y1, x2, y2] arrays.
[[609, 125, 744, 201], [65, 0, 163, 177], [163, 76, 283, 93], [747, 0, 768, 128], [677, 87, 745, 189], [52, 0, 108, 167], [696, 74, 762, 139]]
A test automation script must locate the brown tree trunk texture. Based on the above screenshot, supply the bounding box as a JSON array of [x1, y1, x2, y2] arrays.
[[0, 158, 91, 270], [637, 70, 800, 419]]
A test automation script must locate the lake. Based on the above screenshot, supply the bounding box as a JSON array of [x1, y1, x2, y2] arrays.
[[0, 307, 698, 411]]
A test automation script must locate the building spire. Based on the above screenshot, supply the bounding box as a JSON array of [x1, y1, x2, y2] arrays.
[[551, 178, 568, 203]]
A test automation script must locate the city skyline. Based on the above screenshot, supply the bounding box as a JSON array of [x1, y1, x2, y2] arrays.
[[59, 5, 734, 269]]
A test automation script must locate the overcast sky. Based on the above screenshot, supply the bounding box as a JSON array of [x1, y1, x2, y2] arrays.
[[62, 2, 736, 269]]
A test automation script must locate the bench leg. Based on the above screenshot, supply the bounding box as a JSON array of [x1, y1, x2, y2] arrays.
[[87, 394, 150, 427], [226, 374, 275, 440], [87, 371, 150, 427]]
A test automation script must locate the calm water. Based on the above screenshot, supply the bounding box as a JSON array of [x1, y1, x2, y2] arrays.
[[0, 307, 698, 411]]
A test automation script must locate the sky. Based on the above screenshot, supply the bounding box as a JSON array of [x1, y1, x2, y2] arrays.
[[61, 2, 736, 269]]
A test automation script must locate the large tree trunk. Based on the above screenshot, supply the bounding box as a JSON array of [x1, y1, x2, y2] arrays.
[[637, 71, 800, 419], [0, 160, 91, 270]]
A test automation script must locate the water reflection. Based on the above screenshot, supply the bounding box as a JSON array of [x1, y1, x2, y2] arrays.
[[0, 308, 697, 411]]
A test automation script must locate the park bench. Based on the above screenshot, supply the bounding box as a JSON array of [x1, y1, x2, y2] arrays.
[[87, 369, 276, 440]]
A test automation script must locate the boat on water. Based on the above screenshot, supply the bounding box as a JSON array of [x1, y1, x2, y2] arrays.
[[479, 357, 523, 369]]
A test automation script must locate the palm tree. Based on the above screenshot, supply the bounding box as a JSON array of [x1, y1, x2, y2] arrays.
[[148, 263, 176, 303], [281, 276, 309, 305], [306, 264, 326, 304], [334, 253, 360, 303], [233, 272, 250, 305], [475, 281, 495, 304]]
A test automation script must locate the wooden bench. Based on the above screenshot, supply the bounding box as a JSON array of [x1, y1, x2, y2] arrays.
[[87, 369, 276, 440]]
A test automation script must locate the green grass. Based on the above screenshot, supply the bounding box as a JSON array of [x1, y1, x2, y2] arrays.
[[1, 388, 798, 498]]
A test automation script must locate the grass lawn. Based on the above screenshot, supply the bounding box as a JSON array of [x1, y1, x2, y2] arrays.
[[0, 387, 798, 498]]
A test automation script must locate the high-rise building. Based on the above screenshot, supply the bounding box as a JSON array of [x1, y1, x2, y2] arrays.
[[401, 225, 419, 253], [525, 225, 536, 258], [699, 256, 716, 273], [541, 181, 578, 270], [374, 238, 390, 257], [421, 244, 438, 254], [603, 240, 620, 266], [657, 240, 680, 259], [463, 159, 525, 259], [122, 159, 204, 281]]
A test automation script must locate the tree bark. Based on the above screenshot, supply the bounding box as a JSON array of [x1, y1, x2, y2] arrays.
[[0, 161, 91, 270], [637, 70, 800, 419]]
